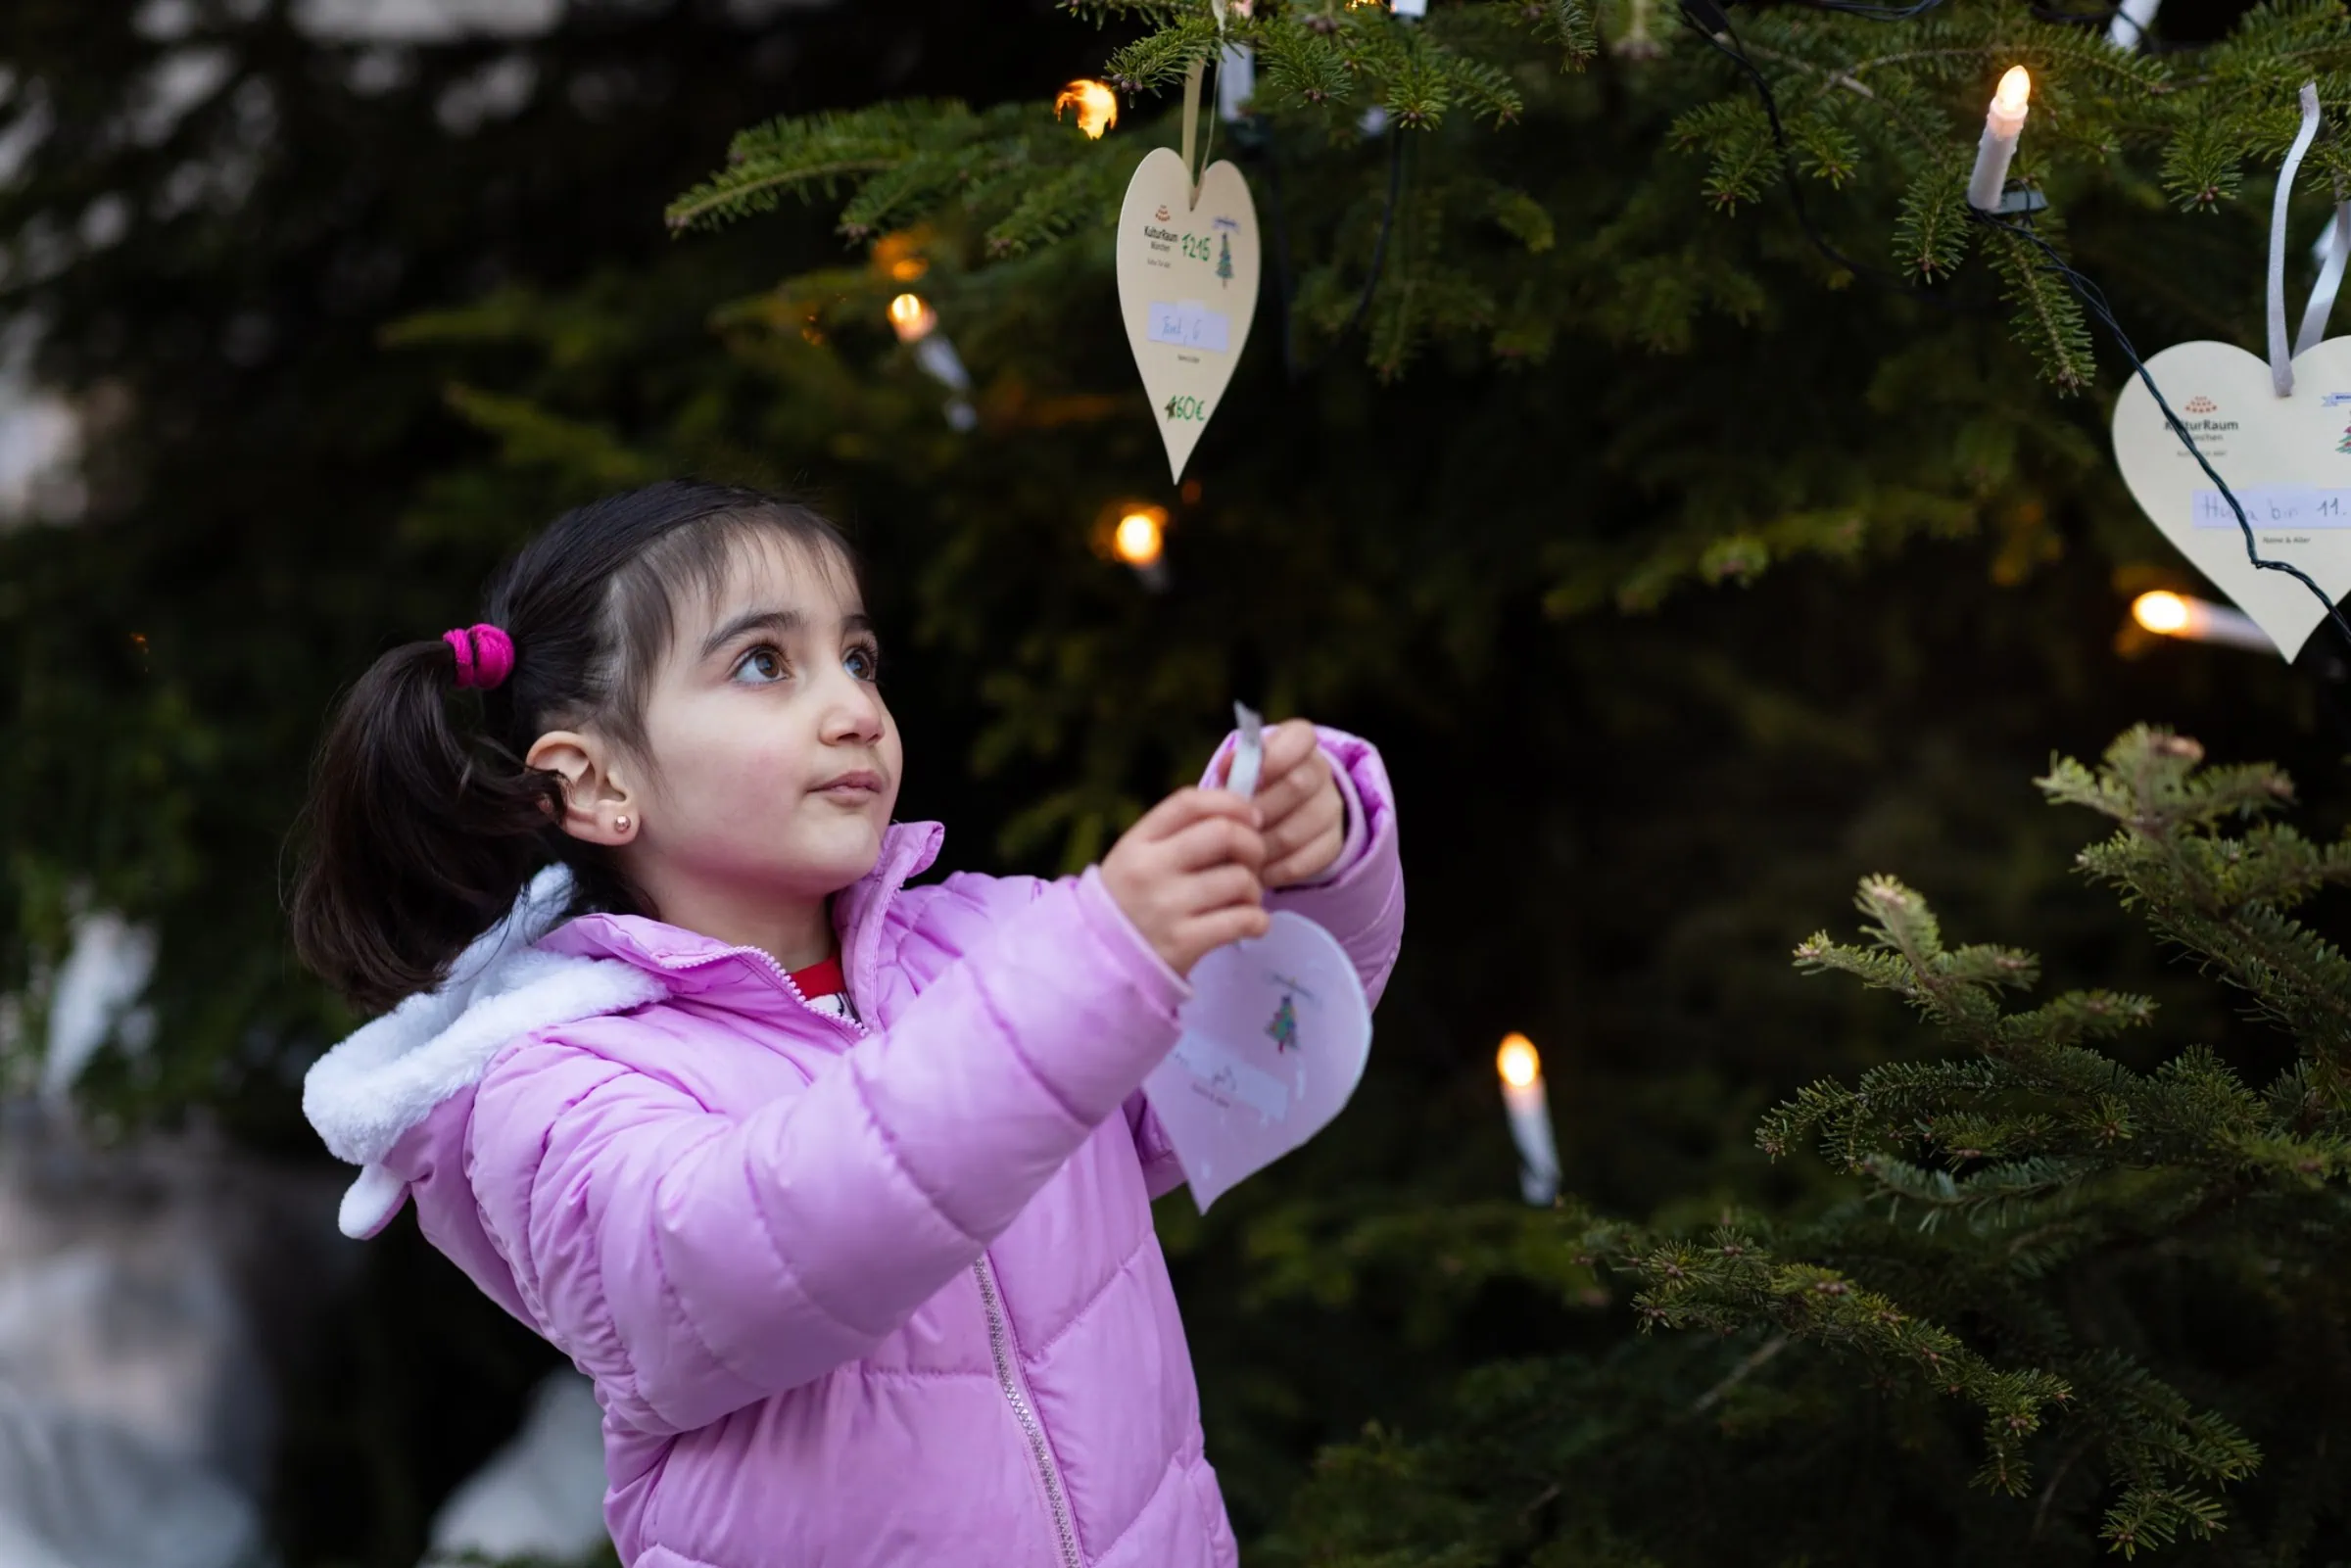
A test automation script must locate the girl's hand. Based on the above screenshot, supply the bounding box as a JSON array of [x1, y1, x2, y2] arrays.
[[1102, 788, 1270, 976], [1221, 719, 1344, 888]]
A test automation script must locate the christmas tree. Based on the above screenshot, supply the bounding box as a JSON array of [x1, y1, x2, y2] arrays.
[[3, 0, 2351, 1562]]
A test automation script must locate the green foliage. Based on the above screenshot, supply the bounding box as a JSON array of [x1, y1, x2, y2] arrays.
[[664, 0, 2351, 389], [1265, 728, 2351, 1561]]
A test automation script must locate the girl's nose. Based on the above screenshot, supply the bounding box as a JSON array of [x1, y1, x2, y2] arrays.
[[818, 668, 888, 743]]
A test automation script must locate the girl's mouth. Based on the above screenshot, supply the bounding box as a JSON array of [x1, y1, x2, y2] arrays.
[[812, 770, 886, 797]]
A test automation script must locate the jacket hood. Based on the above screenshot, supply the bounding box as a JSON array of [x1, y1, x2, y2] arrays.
[[302, 822, 944, 1240]]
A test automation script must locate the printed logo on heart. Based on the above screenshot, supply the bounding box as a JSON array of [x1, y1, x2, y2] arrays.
[[2112, 337, 2351, 659], [1116, 146, 1261, 485], [1141, 911, 1371, 1212]]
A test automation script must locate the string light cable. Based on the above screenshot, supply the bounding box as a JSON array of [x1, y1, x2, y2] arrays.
[[1778, 0, 1946, 23]]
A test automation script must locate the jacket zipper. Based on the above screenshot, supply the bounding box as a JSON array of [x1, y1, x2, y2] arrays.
[[651, 944, 870, 1038], [974, 1254, 1083, 1568]]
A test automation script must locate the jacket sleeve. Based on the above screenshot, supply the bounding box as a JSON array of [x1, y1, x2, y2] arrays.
[[1127, 725, 1406, 1201], [466, 867, 1188, 1437]]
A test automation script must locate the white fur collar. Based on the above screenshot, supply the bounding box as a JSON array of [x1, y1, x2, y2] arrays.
[[303, 865, 667, 1237]]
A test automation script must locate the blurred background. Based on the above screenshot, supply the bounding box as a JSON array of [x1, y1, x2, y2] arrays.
[[0, 0, 2340, 1564]]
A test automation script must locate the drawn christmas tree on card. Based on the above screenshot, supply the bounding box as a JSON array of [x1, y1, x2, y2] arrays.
[[1266, 993, 1298, 1052], [1217, 232, 1233, 287]]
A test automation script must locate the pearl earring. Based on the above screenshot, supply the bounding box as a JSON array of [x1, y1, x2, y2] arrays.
[[615, 814, 631, 833]]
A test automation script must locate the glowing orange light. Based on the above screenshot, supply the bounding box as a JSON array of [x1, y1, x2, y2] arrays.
[[1055, 79, 1119, 139], [1113, 506, 1166, 567], [887, 293, 937, 344], [872, 231, 931, 283], [2133, 591, 2191, 636], [1497, 1032, 1541, 1088]]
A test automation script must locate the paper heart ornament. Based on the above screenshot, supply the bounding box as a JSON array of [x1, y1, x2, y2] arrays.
[[1141, 911, 1371, 1212], [1116, 146, 1261, 484], [2112, 337, 2351, 659]]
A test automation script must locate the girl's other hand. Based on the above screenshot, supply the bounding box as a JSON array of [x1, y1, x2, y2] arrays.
[[1101, 789, 1270, 976], [1224, 719, 1343, 888]]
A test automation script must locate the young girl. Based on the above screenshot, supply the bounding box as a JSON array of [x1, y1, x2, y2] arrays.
[[292, 480, 1404, 1568]]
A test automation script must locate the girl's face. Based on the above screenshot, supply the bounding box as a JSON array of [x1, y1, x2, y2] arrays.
[[626, 534, 903, 914]]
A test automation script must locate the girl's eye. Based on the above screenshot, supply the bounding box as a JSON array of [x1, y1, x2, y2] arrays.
[[732, 646, 789, 685], [844, 644, 881, 683]]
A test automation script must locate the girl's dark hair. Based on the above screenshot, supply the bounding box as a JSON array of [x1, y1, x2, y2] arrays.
[[290, 480, 858, 1012]]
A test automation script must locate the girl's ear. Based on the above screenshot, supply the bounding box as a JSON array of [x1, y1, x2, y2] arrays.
[[525, 730, 639, 845]]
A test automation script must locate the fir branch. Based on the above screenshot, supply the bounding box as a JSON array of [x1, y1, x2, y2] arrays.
[[1102, 20, 1222, 95], [1437, 54, 1526, 126], [665, 102, 978, 234], [1483, 184, 1556, 251], [1785, 106, 1864, 187], [2003, 989, 2157, 1046], [1379, 31, 1459, 130], [982, 159, 1128, 257], [1983, 220, 2096, 392], [1895, 161, 1969, 279], [1255, 23, 1356, 108], [1671, 98, 1784, 210], [2040, 730, 2351, 1069], [835, 141, 1013, 244], [2103, 1485, 2231, 1558], [2161, 115, 2250, 211], [1514, 0, 1599, 71], [1860, 1152, 2099, 1233]]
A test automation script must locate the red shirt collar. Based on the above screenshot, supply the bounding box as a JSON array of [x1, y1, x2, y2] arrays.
[[789, 953, 846, 1000]]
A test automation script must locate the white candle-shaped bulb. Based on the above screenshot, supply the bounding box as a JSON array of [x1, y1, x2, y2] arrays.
[[886, 294, 974, 428], [1967, 67, 2032, 212], [1496, 1033, 1560, 1206]]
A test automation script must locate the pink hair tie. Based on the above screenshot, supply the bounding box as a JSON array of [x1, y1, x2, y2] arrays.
[[442, 624, 515, 690]]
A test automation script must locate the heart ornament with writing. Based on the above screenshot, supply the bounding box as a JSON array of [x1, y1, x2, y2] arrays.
[[1116, 145, 1261, 484], [1141, 911, 1370, 1212], [2112, 336, 2351, 659]]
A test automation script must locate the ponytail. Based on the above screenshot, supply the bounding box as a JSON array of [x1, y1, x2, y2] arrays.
[[287, 479, 860, 1013], [290, 638, 562, 1013]]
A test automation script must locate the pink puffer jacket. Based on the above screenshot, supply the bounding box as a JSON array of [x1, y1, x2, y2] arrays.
[[302, 729, 1403, 1568]]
